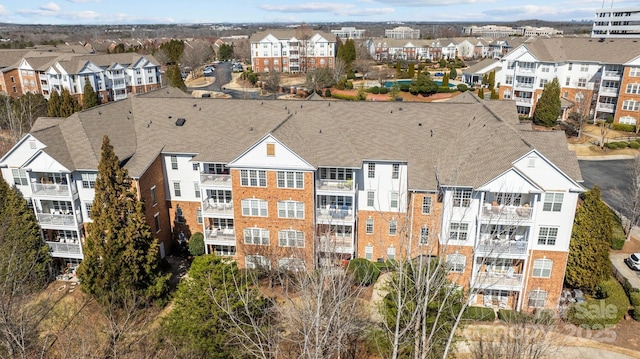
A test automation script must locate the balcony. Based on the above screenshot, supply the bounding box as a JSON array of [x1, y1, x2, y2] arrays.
[[31, 182, 77, 198], [316, 207, 354, 222], [316, 179, 354, 192], [200, 173, 232, 187], [202, 199, 234, 216], [514, 82, 534, 90], [602, 71, 622, 80], [480, 204, 532, 221], [600, 87, 619, 96], [514, 97, 533, 105], [46, 241, 82, 257], [473, 272, 524, 289], [37, 212, 81, 227], [515, 67, 536, 75], [318, 235, 353, 254], [476, 239, 528, 256], [597, 102, 616, 112], [205, 228, 235, 240]]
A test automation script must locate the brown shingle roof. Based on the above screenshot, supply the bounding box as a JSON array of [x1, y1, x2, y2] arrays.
[[517, 37, 640, 64]]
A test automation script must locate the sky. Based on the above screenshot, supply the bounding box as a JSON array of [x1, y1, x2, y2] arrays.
[[0, 0, 639, 25]]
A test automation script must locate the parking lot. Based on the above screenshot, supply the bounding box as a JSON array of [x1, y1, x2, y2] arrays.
[[611, 252, 640, 289]]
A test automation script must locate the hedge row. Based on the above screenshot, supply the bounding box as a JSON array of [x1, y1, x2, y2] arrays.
[[347, 258, 380, 286], [366, 86, 389, 94], [462, 306, 496, 321], [631, 292, 640, 321], [331, 92, 359, 101], [566, 278, 629, 328], [611, 123, 637, 132], [606, 141, 640, 149]]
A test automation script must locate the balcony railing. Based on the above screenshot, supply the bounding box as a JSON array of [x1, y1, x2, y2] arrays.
[[200, 173, 232, 187], [603, 71, 622, 79], [474, 272, 524, 289], [597, 103, 615, 111], [600, 87, 619, 95], [316, 179, 354, 192], [205, 228, 236, 241], [46, 241, 82, 256], [515, 67, 536, 74], [37, 212, 78, 227], [202, 199, 234, 215], [514, 82, 534, 89], [316, 207, 354, 222], [31, 183, 77, 197], [476, 239, 528, 255], [480, 204, 532, 220], [514, 97, 532, 104], [318, 235, 353, 254]]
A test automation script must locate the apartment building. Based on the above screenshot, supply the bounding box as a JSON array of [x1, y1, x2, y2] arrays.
[[592, 6, 640, 38], [0, 50, 161, 102], [385, 26, 420, 39], [367, 37, 484, 62], [496, 37, 640, 125], [0, 90, 583, 312], [462, 25, 562, 38], [331, 27, 367, 40], [250, 30, 336, 74]]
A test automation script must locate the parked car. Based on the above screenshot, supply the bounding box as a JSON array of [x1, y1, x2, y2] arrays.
[[625, 253, 640, 271], [434, 72, 444, 77]]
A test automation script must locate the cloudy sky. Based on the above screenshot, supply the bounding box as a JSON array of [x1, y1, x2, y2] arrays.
[[0, 0, 638, 25]]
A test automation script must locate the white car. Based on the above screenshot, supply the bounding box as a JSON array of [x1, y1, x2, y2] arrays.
[[625, 253, 640, 271]]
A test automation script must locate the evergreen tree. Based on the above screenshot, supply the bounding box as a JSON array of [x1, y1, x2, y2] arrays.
[[566, 186, 612, 292], [189, 232, 205, 256], [488, 70, 496, 90], [59, 88, 80, 117], [490, 88, 499, 99], [533, 78, 562, 127], [218, 43, 234, 61], [395, 61, 402, 76], [166, 64, 186, 91], [408, 63, 415, 79], [449, 67, 457, 80], [77, 135, 169, 305], [337, 39, 356, 73], [47, 90, 61, 117], [159, 39, 185, 64], [82, 77, 99, 109], [442, 73, 449, 87], [478, 87, 485, 99]]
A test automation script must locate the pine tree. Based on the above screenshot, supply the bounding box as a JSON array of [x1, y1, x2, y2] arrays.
[[59, 88, 80, 117], [566, 186, 612, 292], [337, 39, 356, 73], [166, 64, 186, 91], [77, 135, 169, 305], [533, 78, 562, 127], [47, 90, 61, 117], [442, 73, 449, 87], [488, 70, 496, 90], [82, 77, 99, 109], [408, 63, 415, 79], [490, 88, 499, 99], [478, 87, 485, 100], [449, 67, 457, 80]]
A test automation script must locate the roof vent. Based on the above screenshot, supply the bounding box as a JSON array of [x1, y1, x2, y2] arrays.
[[168, 115, 172, 119], [175, 118, 186, 126], [193, 104, 197, 107], [98, 111, 102, 115], [418, 123, 422, 126], [249, 126, 253, 131], [430, 129, 433, 137], [398, 107, 402, 111]]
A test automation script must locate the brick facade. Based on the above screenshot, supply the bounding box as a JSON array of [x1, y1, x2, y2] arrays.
[[136, 154, 173, 255]]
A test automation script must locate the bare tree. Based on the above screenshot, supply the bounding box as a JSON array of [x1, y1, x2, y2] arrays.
[[181, 42, 214, 79], [306, 67, 335, 93], [1, 93, 46, 143], [262, 71, 281, 99], [599, 120, 611, 150], [233, 39, 251, 63], [614, 155, 640, 241], [152, 48, 170, 67]]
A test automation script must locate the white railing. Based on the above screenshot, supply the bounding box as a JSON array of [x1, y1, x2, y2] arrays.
[[316, 179, 354, 192], [600, 87, 619, 95], [318, 235, 353, 254], [205, 228, 236, 240], [31, 183, 77, 197], [514, 97, 532, 104], [37, 212, 76, 226], [597, 103, 615, 111], [480, 204, 532, 220], [514, 82, 534, 89], [603, 71, 622, 78], [474, 272, 524, 288], [476, 239, 528, 255], [200, 173, 232, 187], [46, 241, 82, 255], [202, 199, 234, 215], [516, 67, 535, 74], [316, 207, 354, 222]]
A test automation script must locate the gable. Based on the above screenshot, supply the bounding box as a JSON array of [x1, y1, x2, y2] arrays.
[[625, 55, 640, 66], [228, 134, 314, 171], [19, 59, 34, 71], [22, 150, 70, 173], [477, 168, 541, 193], [512, 150, 582, 192], [502, 45, 537, 61], [0, 134, 43, 168], [310, 33, 329, 43]]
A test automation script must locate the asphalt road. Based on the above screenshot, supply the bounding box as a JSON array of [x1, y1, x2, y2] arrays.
[[578, 159, 633, 216]]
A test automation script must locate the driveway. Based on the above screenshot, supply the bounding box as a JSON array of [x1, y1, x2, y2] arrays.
[[578, 159, 633, 216], [611, 252, 640, 289]]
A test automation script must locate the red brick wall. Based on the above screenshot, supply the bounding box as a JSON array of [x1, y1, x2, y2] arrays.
[[615, 67, 640, 123], [522, 249, 569, 312]]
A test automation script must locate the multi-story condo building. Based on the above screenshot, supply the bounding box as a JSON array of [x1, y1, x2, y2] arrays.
[[366, 37, 489, 62], [331, 27, 367, 40], [0, 89, 583, 312], [250, 30, 336, 74], [496, 37, 640, 125], [385, 26, 420, 39], [0, 51, 161, 102], [462, 25, 562, 38], [592, 6, 640, 38]]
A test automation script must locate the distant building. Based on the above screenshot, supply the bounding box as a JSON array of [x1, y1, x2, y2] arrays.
[[592, 6, 640, 38], [385, 26, 420, 39], [331, 27, 366, 40], [462, 25, 562, 38]]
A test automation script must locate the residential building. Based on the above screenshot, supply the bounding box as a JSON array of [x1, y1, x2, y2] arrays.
[[366, 37, 490, 62], [331, 27, 367, 40], [0, 90, 583, 312], [250, 30, 336, 74], [385, 26, 420, 39], [592, 6, 640, 38], [462, 59, 501, 86], [462, 25, 562, 38], [496, 37, 640, 125]]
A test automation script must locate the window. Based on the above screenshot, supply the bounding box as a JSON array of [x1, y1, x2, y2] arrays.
[[319, 167, 353, 180], [580, 64, 588, 72], [11, 169, 28, 186], [365, 245, 373, 261], [196, 209, 203, 224], [630, 67, 640, 77], [29, 140, 36, 149], [148, 76, 154, 83], [240, 170, 267, 187], [85, 202, 93, 219], [390, 192, 399, 209], [626, 83, 640, 94], [543, 193, 563, 212], [366, 218, 374, 234], [277, 201, 305, 219], [278, 230, 305, 247], [244, 228, 270, 245], [246, 254, 270, 269], [389, 219, 397, 235], [193, 163, 199, 171], [367, 163, 375, 178], [449, 222, 468, 241], [277, 171, 304, 189], [533, 259, 553, 278], [81, 173, 97, 189], [176, 206, 184, 223], [241, 199, 268, 217], [495, 193, 522, 206], [541, 66, 550, 73], [194, 182, 200, 198], [623, 100, 640, 111], [367, 191, 375, 207], [538, 227, 558, 245], [137, 78, 142, 85], [422, 196, 432, 214], [150, 186, 157, 205], [387, 247, 396, 260], [173, 182, 181, 197], [170, 155, 178, 170], [420, 227, 429, 244], [505, 75, 513, 85], [446, 254, 466, 273], [568, 63, 573, 71], [528, 290, 547, 308], [577, 78, 587, 88], [266, 143, 275, 156], [565, 77, 571, 86], [154, 213, 160, 233], [392, 163, 400, 179], [452, 189, 472, 207], [539, 79, 548, 87]]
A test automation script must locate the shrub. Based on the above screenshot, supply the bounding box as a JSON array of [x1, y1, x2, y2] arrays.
[[606, 142, 618, 149], [630, 142, 640, 149], [497, 309, 528, 323], [615, 141, 629, 148], [456, 84, 469, 92], [331, 92, 359, 101], [399, 84, 410, 92], [345, 81, 354, 90], [437, 86, 452, 93], [611, 123, 636, 132], [611, 237, 626, 250], [369, 86, 380, 94], [567, 278, 629, 328], [347, 258, 380, 286], [379, 87, 389, 94], [324, 89, 331, 97], [462, 306, 496, 321], [630, 292, 640, 321], [611, 210, 626, 249], [188, 232, 205, 256]]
